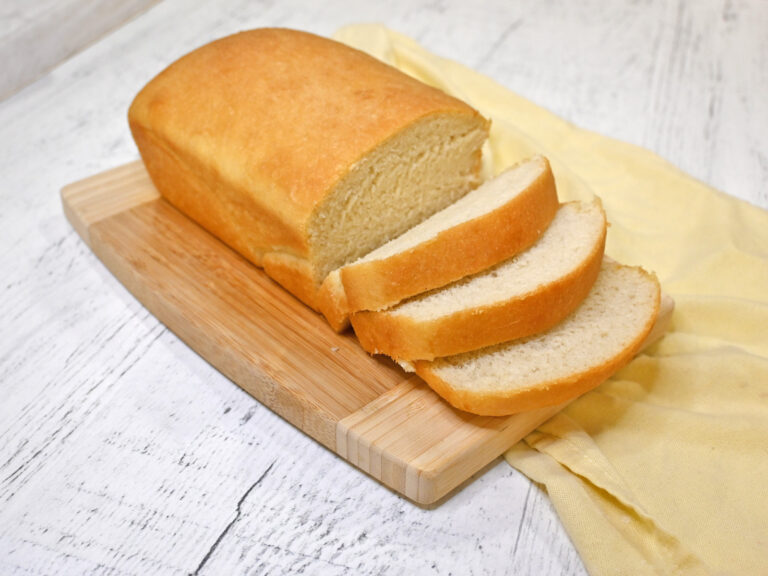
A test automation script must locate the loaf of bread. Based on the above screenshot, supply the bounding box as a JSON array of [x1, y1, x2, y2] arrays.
[[351, 199, 607, 360], [318, 155, 559, 330], [406, 260, 661, 416], [129, 29, 666, 418], [128, 28, 489, 309]]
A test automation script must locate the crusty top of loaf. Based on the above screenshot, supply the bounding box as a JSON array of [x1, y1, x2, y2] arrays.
[[128, 28, 485, 247]]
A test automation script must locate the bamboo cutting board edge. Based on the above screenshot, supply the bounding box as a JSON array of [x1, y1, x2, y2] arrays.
[[60, 161, 673, 506]]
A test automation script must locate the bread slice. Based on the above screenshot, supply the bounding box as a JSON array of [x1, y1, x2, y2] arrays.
[[129, 28, 489, 310], [318, 155, 559, 330], [317, 271, 351, 331], [409, 260, 661, 416], [351, 199, 606, 360]]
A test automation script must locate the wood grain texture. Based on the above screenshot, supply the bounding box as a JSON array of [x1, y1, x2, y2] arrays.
[[62, 163, 401, 448], [63, 161, 656, 505], [337, 379, 565, 504], [60, 160, 160, 245], [2, 0, 765, 574]]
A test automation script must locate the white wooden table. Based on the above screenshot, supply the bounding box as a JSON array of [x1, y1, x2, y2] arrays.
[[1, 1, 765, 574]]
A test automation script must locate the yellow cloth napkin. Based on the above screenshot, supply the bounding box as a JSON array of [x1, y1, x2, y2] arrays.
[[334, 24, 768, 576]]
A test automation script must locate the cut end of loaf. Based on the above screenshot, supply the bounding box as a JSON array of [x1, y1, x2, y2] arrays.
[[317, 270, 351, 332], [308, 113, 489, 284], [414, 261, 661, 416]]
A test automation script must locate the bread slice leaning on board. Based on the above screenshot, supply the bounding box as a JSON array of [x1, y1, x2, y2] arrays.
[[318, 155, 559, 331], [128, 28, 489, 311], [403, 260, 661, 416], [128, 27, 668, 417], [351, 199, 607, 361]]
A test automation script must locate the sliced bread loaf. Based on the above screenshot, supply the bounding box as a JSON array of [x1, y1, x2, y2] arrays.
[[129, 29, 489, 311], [351, 199, 606, 360], [409, 260, 661, 416], [318, 155, 559, 330]]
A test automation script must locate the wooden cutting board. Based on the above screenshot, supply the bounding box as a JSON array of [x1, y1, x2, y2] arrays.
[[61, 161, 672, 505]]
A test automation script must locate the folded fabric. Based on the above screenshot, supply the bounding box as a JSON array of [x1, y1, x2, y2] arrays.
[[335, 24, 768, 576]]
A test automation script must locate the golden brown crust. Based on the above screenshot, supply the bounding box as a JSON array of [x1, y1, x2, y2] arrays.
[[350, 216, 606, 360], [317, 271, 351, 332], [128, 28, 485, 305], [341, 157, 559, 313], [412, 268, 662, 416], [261, 252, 320, 310], [129, 124, 274, 267]]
